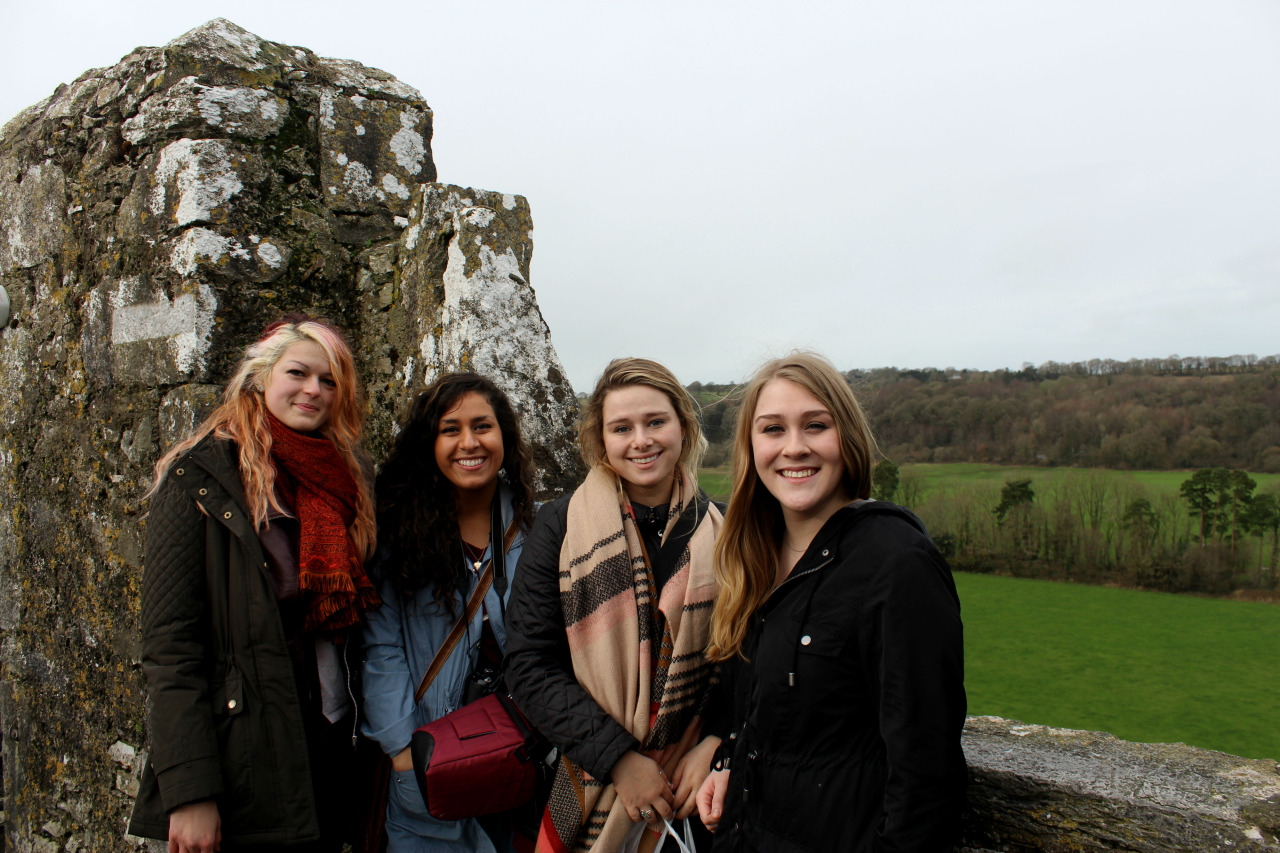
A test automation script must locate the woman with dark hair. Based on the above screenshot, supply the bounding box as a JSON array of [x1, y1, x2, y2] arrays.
[[128, 315, 380, 853], [361, 373, 537, 851], [696, 352, 966, 852], [504, 357, 724, 852]]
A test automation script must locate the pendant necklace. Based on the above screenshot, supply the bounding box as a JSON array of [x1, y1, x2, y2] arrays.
[[462, 536, 488, 573], [783, 537, 808, 553]]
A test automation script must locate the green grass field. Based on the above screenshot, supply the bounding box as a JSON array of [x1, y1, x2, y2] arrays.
[[699, 467, 733, 503], [899, 462, 1280, 501], [699, 462, 1280, 505], [957, 572, 1280, 760]]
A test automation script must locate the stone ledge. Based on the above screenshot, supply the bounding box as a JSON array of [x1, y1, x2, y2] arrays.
[[962, 715, 1280, 852]]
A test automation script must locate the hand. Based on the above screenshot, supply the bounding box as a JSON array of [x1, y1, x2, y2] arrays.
[[671, 735, 721, 819], [391, 745, 413, 772], [611, 750, 675, 825], [696, 769, 729, 832], [168, 800, 220, 853]]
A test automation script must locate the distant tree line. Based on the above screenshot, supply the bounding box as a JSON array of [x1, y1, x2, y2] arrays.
[[687, 354, 1280, 472], [855, 356, 1280, 471], [897, 468, 1279, 596]]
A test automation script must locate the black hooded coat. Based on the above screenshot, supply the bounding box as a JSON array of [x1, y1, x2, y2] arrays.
[[713, 500, 967, 853]]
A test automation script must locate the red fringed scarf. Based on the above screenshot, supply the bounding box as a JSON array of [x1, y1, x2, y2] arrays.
[[266, 413, 380, 632]]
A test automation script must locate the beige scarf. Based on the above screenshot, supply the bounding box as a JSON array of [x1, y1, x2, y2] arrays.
[[537, 464, 721, 853]]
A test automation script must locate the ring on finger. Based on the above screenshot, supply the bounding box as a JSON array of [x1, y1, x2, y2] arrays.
[[639, 807, 654, 820]]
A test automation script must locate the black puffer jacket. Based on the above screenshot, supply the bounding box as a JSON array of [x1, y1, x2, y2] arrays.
[[714, 501, 967, 853], [128, 436, 323, 845], [504, 491, 724, 781]]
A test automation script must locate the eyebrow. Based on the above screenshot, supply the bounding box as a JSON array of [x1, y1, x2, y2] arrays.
[[282, 358, 331, 373], [439, 414, 495, 424], [754, 409, 833, 422], [606, 410, 671, 425]]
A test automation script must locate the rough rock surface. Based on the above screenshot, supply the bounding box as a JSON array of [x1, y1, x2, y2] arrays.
[[365, 183, 579, 484], [0, 19, 580, 851], [961, 716, 1280, 852]]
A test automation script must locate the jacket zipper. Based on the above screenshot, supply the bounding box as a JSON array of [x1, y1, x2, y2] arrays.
[[343, 639, 358, 748], [762, 555, 832, 608]]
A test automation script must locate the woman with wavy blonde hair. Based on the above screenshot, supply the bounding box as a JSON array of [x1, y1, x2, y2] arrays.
[[697, 351, 966, 852], [129, 315, 380, 853], [505, 357, 724, 852]]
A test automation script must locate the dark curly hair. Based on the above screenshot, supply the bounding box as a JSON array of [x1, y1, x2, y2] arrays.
[[375, 373, 536, 607]]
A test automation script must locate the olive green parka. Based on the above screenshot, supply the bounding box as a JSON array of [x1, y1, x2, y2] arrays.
[[128, 436, 323, 845]]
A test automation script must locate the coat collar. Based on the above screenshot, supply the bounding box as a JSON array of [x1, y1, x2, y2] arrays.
[[170, 436, 256, 541]]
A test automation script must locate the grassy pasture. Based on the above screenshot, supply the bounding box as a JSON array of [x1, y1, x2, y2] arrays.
[[957, 572, 1280, 760], [697, 462, 1280, 506], [900, 463, 1280, 502], [699, 467, 733, 503]]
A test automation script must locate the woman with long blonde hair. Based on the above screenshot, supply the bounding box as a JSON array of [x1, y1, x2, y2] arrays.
[[129, 315, 380, 853], [696, 352, 966, 852], [505, 357, 724, 852]]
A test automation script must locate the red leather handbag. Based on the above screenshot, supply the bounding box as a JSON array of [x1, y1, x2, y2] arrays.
[[409, 690, 542, 821]]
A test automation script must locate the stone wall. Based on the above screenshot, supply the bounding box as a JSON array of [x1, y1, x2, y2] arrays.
[[961, 716, 1280, 852], [0, 20, 581, 852]]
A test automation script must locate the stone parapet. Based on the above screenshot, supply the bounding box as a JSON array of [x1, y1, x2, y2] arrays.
[[961, 716, 1280, 852]]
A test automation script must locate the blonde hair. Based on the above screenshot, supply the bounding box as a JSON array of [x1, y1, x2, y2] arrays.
[[579, 357, 707, 478], [708, 352, 877, 660], [149, 317, 375, 560]]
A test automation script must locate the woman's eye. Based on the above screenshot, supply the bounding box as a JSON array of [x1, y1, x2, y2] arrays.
[[320, 377, 337, 389], [762, 424, 784, 435], [475, 422, 492, 431], [440, 426, 459, 435], [649, 419, 666, 428], [807, 421, 828, 431], [286, 368, 305, 377], [613, 425, 630, 434]]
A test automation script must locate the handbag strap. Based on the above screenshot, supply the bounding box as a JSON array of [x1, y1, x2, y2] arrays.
[[415, 560, 494, 704], [413, 491, 518, 704]]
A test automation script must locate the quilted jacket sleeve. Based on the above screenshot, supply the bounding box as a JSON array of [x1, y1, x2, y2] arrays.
[[504, 499, 639, 781], [139, 474, 224, 811]]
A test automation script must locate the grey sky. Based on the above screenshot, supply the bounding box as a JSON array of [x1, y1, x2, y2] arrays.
[[4, 1, 1277, 390]]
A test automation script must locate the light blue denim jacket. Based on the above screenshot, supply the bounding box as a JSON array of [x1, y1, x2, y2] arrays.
[[361, 485, 527, 852]]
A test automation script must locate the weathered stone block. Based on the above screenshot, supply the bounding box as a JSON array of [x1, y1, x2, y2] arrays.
[[122, 77, 287, 144], [157, 384, 220, 450], [117, 139, 264, 235], [106, 279, 218, 387], [370, 183, 580, 489], [168, 227, 290, 283], [0, 160, 67, 270], [319, 91, 434, 217]]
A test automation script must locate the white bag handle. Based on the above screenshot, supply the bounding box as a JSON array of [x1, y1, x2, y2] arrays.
[[654, 817, 696, 853]]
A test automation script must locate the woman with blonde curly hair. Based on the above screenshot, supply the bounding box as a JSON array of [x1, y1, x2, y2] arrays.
[[505, 357, 725, 852], [129, 315, 380, 853], [696, 351, 966, 852]]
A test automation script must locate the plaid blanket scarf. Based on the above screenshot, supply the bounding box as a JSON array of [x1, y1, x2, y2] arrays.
[[537, 464, 721, 852]]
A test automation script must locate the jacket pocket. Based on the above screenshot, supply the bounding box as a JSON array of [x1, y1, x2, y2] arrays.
[[387, 768, 432, 825], [210, 669, 255, 809]]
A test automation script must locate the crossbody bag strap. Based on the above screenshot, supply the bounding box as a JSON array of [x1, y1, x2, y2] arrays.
[[414, 560, 494, 705], [491, 493, 509, 598]]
